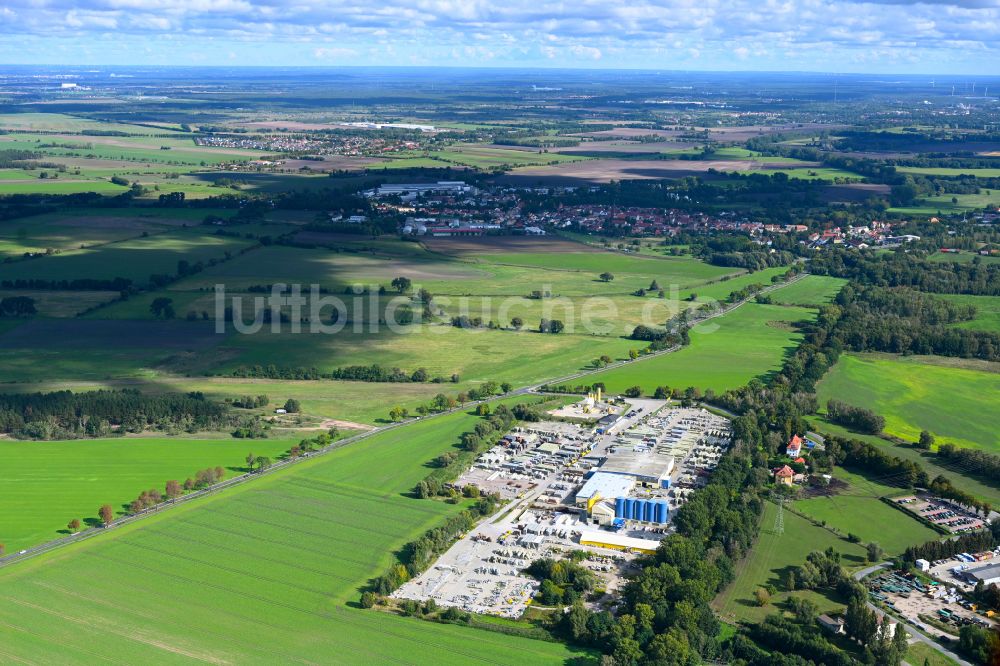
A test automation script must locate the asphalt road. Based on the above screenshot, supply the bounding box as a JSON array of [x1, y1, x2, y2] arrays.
[[0, 272, 807, 568]]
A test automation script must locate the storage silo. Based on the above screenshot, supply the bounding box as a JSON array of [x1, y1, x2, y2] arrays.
[[615, 497, 626, 519], [625, 498, 635, 521], [655, 501, 667, 524], [643, 500, 653, 522]]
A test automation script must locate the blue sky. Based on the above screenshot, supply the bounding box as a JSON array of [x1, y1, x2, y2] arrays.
[[0, 0, 998, 74]]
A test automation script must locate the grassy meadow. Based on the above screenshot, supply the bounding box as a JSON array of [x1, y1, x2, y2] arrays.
[[585, 302, 813, 394], [713, 501, 867, 624], [766, 275, 847, 306], [816, 353, 1000, 452], [792, 467, 939, 554], [940, 293, 1000, 332]]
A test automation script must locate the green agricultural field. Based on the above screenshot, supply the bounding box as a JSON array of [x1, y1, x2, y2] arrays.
[[940, 293, 1000, 332], [0, 228, 256, 283], [0, 318, 225, 382], [0, 178, 129, 195], [0, 113, 176, 135], [888, 190, 1000, 215], [766, 275, 847, 306], [481, 250, 736, 282], [713, 501, 867, 624], [585, 303, 813, 394], [793, 467, 939, 554], [0, 406, 591, 665], [816, 353, 1000, 452], [2, 131, 265, 166], [175, 243, 734, 298], [740, 167, 863, 181], [0, 436, 295, 552], [687, 266, 791, 303], [928, 251, 1000, 265], [896, 166, 1000, 177], [202, 325, 637, 390], [0, 290, 117, 316], [0, 376, 483, 428]]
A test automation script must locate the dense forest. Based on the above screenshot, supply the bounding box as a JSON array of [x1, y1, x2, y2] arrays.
[[0, 389, 233, 439]]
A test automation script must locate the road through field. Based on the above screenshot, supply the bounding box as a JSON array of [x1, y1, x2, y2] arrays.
[[0, 271, 807, 569]]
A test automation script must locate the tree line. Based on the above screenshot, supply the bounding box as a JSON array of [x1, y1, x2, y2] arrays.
[[228, 363, 461, 384], [810, 249, 1000, 296], [0, 389, 233, 440], [825, 399, 885, 434]]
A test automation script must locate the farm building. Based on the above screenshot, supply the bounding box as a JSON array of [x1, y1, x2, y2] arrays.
[[578, 530, 661, 554], [786, 435, 804, 457], [774, 465, 795, 486]]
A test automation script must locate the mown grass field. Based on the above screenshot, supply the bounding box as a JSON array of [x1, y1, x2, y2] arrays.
[[0, 318, 224, 382], [906, 641, 961, 666], [0, 407, 591, 665], [585, 303, 813, 394], [816, 353, 1000, 452], [713, 501, 867, 624], [766, 275, 847, 306], [792, 467, 939, 554], [0, 436, 295, 552]]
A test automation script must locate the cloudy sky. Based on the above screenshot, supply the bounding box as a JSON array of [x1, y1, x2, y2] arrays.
[[0, 0, 997, 73]]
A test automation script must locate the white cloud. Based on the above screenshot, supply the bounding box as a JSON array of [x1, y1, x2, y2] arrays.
[[313, 46, 358, 59], [0, 0, 995, 71], [570, 44, 602, 59]]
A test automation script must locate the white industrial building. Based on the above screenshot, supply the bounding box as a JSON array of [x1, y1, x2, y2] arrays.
[[574, 471, 634, 509], [364, 181, 476, 199], [966, 562, 1000, 587]]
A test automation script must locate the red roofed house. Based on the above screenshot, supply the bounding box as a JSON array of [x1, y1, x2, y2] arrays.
[[774, 465, 795, 486], [794, 457, 806, 465], [786, 435, 804, 457]]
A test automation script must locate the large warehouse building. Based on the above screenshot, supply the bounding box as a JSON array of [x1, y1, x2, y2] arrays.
[[574, 471, 634, 510], [966, 562, 1000, 587], [601, 446, 675, 487]]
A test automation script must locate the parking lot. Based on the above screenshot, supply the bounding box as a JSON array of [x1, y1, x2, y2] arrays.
[[893, 495, 987, 534]]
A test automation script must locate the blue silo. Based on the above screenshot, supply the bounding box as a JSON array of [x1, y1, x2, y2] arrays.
[[624, 498, 635, 521], [615, 497, 626, 518]]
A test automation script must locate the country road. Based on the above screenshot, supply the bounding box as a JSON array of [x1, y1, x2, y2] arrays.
[[0, 271, 807, 569]]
